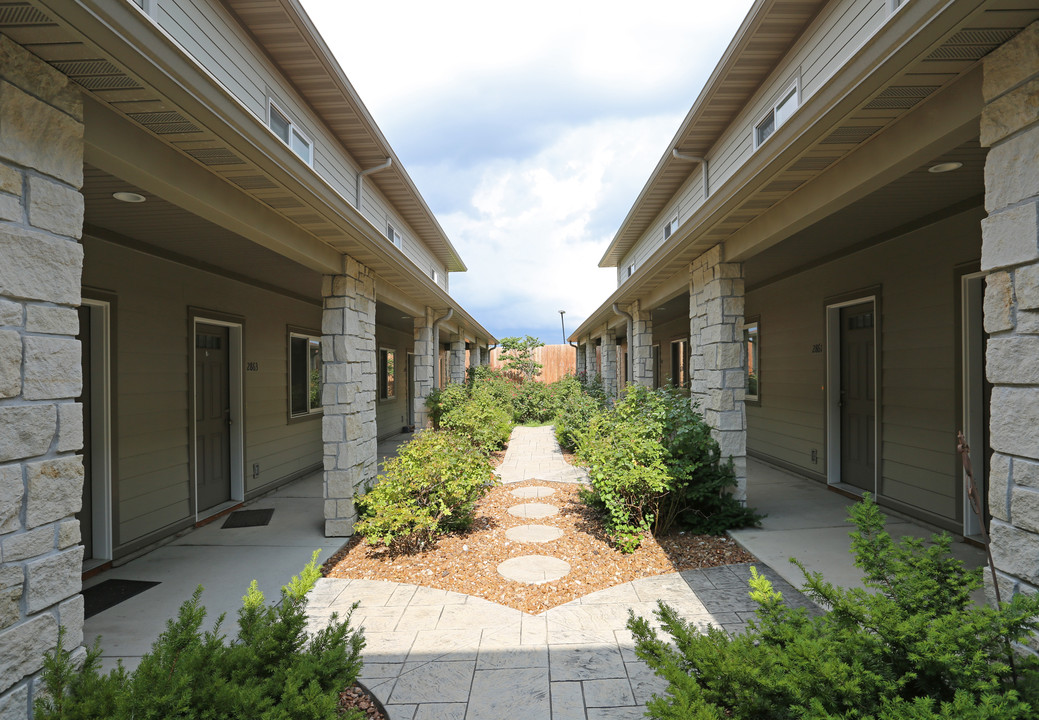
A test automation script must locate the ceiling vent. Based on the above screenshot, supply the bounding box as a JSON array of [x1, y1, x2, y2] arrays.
[[820, 126, 880, 145], [0, 4, 51, 25], [864, 85, 939, 110], [789, 155, 839, 172], [127, 111, 201, 135], [925, 28, 1021, 62], [185, 147, 245, 166], [228, 174, 278, 190]]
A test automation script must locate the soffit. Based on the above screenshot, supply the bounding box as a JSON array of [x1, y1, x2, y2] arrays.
[[599, 0, 1039, 269], [601, 0, 827, 267], [575, 0, 1039, 340], [221, 0, 466, 272]]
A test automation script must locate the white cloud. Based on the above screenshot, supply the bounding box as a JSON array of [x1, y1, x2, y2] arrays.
[[299, 0, 756, 340], [442, 114, 683, 338]]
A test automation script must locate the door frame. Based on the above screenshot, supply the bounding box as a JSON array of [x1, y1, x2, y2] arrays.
[[825, 290, 881, 493], [80, 295, 114, 566], [189, 310, 245, 521], [960, 271, 986, 537]]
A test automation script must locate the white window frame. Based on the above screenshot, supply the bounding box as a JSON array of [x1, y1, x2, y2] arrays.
[[268, 99, 313, 165], [626, 262, 636, 278], [431, 267, 439, 284], [754, 81, 799, 149], [744, 319, 760, 404], [663, 214, 679, 240], [386, 223, 403, 250], [889, 0, 908, 13], [288, 331, 322, 418]]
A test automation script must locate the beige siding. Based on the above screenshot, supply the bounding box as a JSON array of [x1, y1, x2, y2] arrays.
[[619, 0, 891, 276], [82, 235, 322, 551], [376, 326, 413, 439], [154, 0, 447, 281], [745, 207, 983, 526]]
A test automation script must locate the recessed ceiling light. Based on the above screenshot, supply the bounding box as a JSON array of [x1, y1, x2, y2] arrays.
[[112, 191, 146, 203], [928, 162, 962, 174]]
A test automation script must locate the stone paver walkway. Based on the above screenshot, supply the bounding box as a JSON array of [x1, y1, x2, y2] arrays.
[[308, 425, 815, 719]]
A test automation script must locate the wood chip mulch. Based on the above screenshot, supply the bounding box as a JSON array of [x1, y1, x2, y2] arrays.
[[322, 478, 753, 616]]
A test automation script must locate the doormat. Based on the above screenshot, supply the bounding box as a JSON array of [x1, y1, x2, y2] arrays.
[[222, 508, 274, 529], [83, 579, 160, 619]]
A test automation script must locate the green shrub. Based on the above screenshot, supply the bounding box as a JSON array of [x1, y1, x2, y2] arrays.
[[513, 380, 555, 424], [355, 430, 495, 552], [442, 386, 513, 450], [554, 385, 604, 452], [425, 383, 469, 429], [577, 385, 759, 551], [35, 552, 365, 720], [628, 496, 1039, 720]]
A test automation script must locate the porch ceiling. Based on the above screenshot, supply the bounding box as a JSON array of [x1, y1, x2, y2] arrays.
[[744, 138, 986, 289], [82, 164, 322, 302]]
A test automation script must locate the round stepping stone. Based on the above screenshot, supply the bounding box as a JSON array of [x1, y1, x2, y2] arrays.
[[505, 524, 564, 543], [497, 555, 571, 584], [510, 486, 556, 499], [507, 502, 558, 519]]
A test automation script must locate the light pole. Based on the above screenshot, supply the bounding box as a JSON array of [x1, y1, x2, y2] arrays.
[[558, 310, 566, 344]]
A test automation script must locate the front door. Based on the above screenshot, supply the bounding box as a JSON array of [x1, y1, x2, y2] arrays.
[[840, 302, 876, 492], [77, 305, 93, 560], [195, 324, 231, 513]]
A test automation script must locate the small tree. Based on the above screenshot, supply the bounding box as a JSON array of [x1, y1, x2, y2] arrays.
[[499, 335, 544, 381]]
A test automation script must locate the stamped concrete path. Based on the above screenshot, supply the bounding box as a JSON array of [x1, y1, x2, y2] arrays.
[[307, 426, 816, 720]]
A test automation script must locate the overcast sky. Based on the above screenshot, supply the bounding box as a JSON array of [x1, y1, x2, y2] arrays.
[[300, 0, 755, 344]]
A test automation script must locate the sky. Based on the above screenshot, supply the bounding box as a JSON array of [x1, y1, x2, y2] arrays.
[[300, 0, 756, 344]]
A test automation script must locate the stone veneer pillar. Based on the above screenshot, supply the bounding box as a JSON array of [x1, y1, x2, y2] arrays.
[[575, 341, 586, 377], [471, 343, 482, 369], [321, 257, 377, 537], [980, 20, 1039, 611], [412, 308, 435, 429], [0, 37, 86, 718], [689, 243, 747, 500], [584, 342, 597, 377], [449, 335, 466, 385], [601, 329, 618, 399], [630, 300, 654, 387]]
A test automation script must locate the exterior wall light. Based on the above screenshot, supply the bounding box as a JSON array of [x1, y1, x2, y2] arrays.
[[928, 162, 963, 174], [112, 191, 146, 202]]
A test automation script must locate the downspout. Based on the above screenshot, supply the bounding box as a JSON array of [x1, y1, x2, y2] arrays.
[[356, 157, 393, 210], [613, 303, 633, 388], [431, 308, 453, 389], [672, 149, 709, 199]]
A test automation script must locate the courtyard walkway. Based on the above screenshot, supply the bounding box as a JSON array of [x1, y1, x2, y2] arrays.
[[307, 426, 816, 720]]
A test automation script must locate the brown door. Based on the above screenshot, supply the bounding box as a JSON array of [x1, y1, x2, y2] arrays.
[[77, 306, 93, 559], [840, 303, 876, 492], [196, 324, 231, 512]]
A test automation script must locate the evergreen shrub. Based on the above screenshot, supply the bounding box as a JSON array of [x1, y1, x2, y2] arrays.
[[355, 430, 495, 552], [576, 385, 759, 551], [628, 496, 1039, 720], [34, 553, 364, 720]]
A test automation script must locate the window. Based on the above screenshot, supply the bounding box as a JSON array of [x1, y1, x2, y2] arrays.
[[670, 339, 689, 388], [431, 267, 439, 284], [269, 101, 313, 164], [380, 349, 396, 400], [745, 320, 760, 403], [663, 215, 679, 240], [755, 84, 798, 148], [386, 223, 402, 250], [289, 332, 321, 416], [626, 262, 636, 278]]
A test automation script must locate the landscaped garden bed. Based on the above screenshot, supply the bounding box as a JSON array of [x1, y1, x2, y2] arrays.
[[321, 477, 752, 615]]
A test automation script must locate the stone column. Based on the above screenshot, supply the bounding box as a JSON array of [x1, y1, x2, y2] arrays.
[[449, 335, 466, 385], [689, 243, 747, 500], [601, 329, 618, 399], [584, 342, 597, 377], [412, 308, 434, 429], [0, 37, 86, 717], [471, 342, 482, 369], [321, 256, 377, 537], [630, 301, 654, 387], [981, 21, 1039, 605], [575, 340, 586, 377]]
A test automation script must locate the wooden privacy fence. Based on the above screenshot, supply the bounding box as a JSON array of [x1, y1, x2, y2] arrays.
[[488, 344, 577, 384]]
